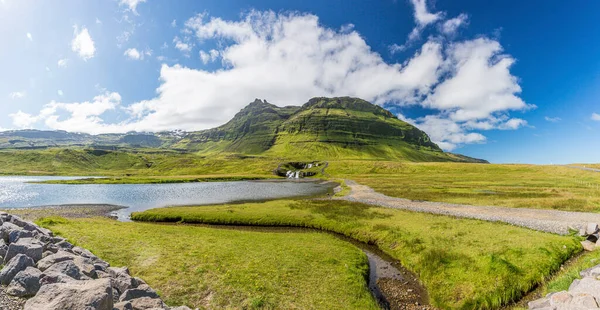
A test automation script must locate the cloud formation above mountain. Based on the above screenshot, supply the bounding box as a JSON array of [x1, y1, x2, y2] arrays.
[[11, 8, 530, 150]]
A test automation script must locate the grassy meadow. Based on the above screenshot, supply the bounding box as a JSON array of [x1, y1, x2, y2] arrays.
[[328, 161, 600, 212], [132, 199, 581, 309], [38, 217, 378, 310]]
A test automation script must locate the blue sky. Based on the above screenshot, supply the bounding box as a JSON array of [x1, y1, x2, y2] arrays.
[[1, 0, 599, 164]]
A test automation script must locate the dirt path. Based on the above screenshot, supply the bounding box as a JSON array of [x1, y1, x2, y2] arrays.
[[339, 180, 600, 235]]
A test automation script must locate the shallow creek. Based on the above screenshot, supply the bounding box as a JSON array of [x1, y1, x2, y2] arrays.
[[156, 223, 431, 310]]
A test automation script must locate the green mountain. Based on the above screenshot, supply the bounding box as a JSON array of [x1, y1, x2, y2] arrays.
[[0, 97, 487, 162], [177, 97, 485, 162]]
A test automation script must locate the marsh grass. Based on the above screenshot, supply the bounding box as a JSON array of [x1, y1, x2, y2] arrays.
[[132, 199, 581, 309], [39, 217, 378, 310]]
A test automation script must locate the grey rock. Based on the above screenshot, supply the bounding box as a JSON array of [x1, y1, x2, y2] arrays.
[[569, 279, 581, 291], [37, 250, 76, 271], [588, 233, 600, 243], [0, 253, 35, 285], [73, 256, 98, 278], [571, 293, 599, 308], [0, 222, 22, 242], [133, 277, 146, 287], [72, 246, 96, 259], [581, 266, 600, 278], [569, 277, 600, 299], [96, 270, 110, 279], [94, 260, 110, 271], [24, 278, 113, 310], [55, 240, 73, 251], [129, 297, 167, 310], [42, 251, 53, 259], [112, 276, 136, 295], [51, 236, 65, 244], [528, 297, 551, 309], [108, 266, 131, 278], [549, 291, 572, 306], [581, 240, 596, 252], [43, 260, 86, 280], [587, 223, 599, 235], [6, 266, 42, 297], [8, 230, 35, 244], [113, 301, 133, 310], [9, 217, 40, 233], [4, 238, 44, 263], [119, 284, 159, 302], [45, 243, 59, 253]]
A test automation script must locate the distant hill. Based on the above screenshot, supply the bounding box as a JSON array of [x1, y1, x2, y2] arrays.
[[0, 97, 487, 163]]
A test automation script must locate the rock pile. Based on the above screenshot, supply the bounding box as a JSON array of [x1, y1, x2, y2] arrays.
[[0, 212, 191, 310], [579, 222, 600, 251], [529, 264, 600, 309]]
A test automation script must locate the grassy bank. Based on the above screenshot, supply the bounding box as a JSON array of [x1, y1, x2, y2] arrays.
[[132, 200, 580, 309], [328, 161, 600, 212], [39, 217, 378, 309], [35, 175, 274, 184]]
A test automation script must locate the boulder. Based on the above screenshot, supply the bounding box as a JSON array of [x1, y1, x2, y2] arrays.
[[108, 266, 137, 294], [128, 297, 167, 310], [72, 246, 96, 259], [55, 240, 73, 251], [113, 301, 133, 310], [8, 229, 35, 244], [570, 293, 599, 308], [0, 253, 35, 285], [587, 223, 600, 235], [119, 284, 160, 302], [4, 238, 44, 263], [6, 266, 42, 297], [0, 222, 22, 242], [581, 266, 600, 278], [43, 260, 87, 281], [37, 251, 76, 271], [23, 278, 113, 310], [581, 240, 596, 252], [588, 233, 600, 243], [0, 239, 8, 257], [528, 297, 551, 309], [549, 291, 572, 306], [569, 277, 600, 300]]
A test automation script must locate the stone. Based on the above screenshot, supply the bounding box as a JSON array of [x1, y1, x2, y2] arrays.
[[132, 277, 146, 287], [0, 253, 35, 285], [113, 301, 133, 310], [569, 277, 600, 300], [528, 297, 551, 309], [73, 256, 98, 278], [42, 251, 53, 259], [6, 266, 42, 297], [37, 250, 76, 271], [51, 236, 65, 244], [170, 307, 193, 310], [0, 239, 8, 257], [589, 233, 600, 243], [8, 229, 35, 244], [571, 293, 599, 308], [0, 222, 22, 242], [119, 284, 160, 302], [587, 223, 600, 235], [549, 291, 572, 306], [72, 246, 96, 259], [4, 238, 44, 263], [94, 260, 110, 271], [23, 278, 113, 310], [108, 266, 131, 278], [581, 240, 596, 252], [55, 240, 73, 251], [96, 270, 110, 279], [43, 260, 87, 280], [128, 297, 167, 310], [581, 266, 600, 278], [569, 279, 581, 291], [45, 243, 59, 253]]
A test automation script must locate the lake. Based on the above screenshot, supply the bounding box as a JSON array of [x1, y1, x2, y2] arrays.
[[0, 176, 335, 220]]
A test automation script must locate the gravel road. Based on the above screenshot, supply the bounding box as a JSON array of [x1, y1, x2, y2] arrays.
[[340, 180, 600, 235]]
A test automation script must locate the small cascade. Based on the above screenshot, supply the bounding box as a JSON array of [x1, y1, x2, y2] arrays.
[[295, 171, 300, 179]]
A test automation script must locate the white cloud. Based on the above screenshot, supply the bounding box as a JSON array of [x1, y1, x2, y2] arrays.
[[10, 92, 123, 134], [199, 49, 219, 64], [9, 91, 25, 99], [171, 19, 177, 27], [71, 26, 96, 61], [173, 36, 192, 54], [96, 18, 102, 24], [545, 116, 561, 122], [45, 67, 51, 72], [26, 32, 32, 41], [424, 38, 533, 122], [124, 48, 142, 60], [57, 58, 69, 68], [391, 0, 443, 53], [410, 0, 442, 26], [57, 90, 63, 96], [17, 10, 530, 150], [441, 14, 468, 35], [119, 0, 146, 14], [592, 113, 600, 121]]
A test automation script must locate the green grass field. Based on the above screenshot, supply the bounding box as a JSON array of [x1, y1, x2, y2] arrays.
[[39, 217, 378, 310], [328, 161, 600, 212], [132, 199, 581, 309]]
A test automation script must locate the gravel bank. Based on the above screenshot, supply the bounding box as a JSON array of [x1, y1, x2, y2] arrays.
[[0, 204, 125, 222], [340, 180, 600, 235]]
